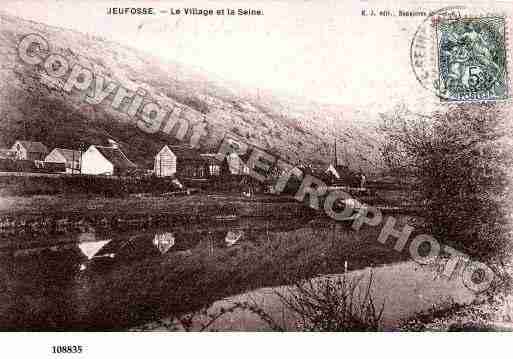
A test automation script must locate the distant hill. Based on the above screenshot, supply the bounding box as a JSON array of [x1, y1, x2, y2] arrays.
[[0, 12, 385, 172]]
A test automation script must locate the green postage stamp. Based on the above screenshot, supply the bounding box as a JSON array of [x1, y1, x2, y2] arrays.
[[436, 17, 509, 102]]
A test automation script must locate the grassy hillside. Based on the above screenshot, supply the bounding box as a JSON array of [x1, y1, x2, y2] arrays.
[[0, 12, 384, 172]]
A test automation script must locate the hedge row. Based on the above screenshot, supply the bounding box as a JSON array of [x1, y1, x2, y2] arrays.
[[0, 174, 182, 196], [0, 159, 65, 173]]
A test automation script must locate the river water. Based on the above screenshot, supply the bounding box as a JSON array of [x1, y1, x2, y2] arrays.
[[0, 217, 475, 330], [179, 260, 476, 331]]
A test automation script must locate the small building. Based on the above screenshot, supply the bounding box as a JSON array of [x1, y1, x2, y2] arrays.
[[81, 145, 137, 176], [200, 153, 221, 177], [154, 145, 208, 179], [326, 164, 341, 179], [304, 163, 330, 178], [325, 164, 354, 180], [0, 149, 16, 160], [154, 145, 177, 177], [331, 164, 361, 187], [200, 152, 250, 177], [10, 140, 48, 161], [225, 152, 250, 175], [302, 163, 358, 185], [45, 148, 81, 174]]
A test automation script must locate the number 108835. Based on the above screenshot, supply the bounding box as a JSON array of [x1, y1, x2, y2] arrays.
[[51, 345, 83, 354]]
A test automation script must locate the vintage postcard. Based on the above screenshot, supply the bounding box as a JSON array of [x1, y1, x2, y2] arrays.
[[0, 0, 512, 354]]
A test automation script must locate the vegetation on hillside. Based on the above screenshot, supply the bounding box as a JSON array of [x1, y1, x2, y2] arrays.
[[0, 11, 383, 172]]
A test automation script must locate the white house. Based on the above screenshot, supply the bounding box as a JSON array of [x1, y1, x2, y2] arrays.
[[154, 145, 208, 178], [45, 148, 81, 173], [81, 145, 136, 176], [154, 145, 177, 177], [11, 140, 48, 161]]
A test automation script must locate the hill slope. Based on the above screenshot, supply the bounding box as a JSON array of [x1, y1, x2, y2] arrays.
[[0, 12, 384, 172]]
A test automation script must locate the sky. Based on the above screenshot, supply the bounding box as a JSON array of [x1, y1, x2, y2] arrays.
[[3, 0, 512, 111]]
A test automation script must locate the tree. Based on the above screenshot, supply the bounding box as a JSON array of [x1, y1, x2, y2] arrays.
[[379, 104, 512, 261]]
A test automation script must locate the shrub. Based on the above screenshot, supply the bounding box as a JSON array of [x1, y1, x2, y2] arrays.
[[276, 272, 384, 331], [379, 104, 513, 261]]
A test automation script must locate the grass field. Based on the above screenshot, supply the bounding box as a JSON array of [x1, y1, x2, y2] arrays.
[[0, 193, 309, 216]]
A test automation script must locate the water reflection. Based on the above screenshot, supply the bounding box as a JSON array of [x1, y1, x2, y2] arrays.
[[153, 233, 175, 254], [77, 228, 250, 268], [0, 246, 84, 330], [199, 261, 477, 331], [0, 217, 449, 330], [0, 218, 311, 329], [78, 240, 111, 260], [225, 230, 244, 247]]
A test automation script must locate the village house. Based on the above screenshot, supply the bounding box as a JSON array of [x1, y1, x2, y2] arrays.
[[45, 148, 81, 174], [304, 163, 361, 187], [154, 145, 176, 177], [154, 145, 209, 179], [299, 162, 339, 183], [328, 163, 362, 187], [198, 152, 250, 177], [0, 149, 16, 160], [323, 163, 352, 181], [200, 153, 221, 177], [81, 145, 137, 176], [326, 164, 341, 179], [225, 152, 250, 175], [10, 140, 48, 161]]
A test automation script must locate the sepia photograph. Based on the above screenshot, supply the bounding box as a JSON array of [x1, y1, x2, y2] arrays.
[[0, 0, 512, 354]]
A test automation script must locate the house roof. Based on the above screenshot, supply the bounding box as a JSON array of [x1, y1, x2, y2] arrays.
[[334, 164, 352, 173], [167, 145, 204, 162], [200, 153, 222, 165], [51, 148, 81, 163], [306, 164, 329, 174], [15, 141, 48, 153], [94, 146, 137, 169], [156, 145, 173, 158]]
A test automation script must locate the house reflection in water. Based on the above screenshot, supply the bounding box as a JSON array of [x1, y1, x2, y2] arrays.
[[78, 240, 112, 260], [225, 230, 244, 247], [77, 232, 112, 260], [152, 232, 176, 254]]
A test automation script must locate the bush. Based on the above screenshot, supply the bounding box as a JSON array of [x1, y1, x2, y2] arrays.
[[0, 174, 184, 197], [379, 104, 513, 260], [276, 272, 384, 331]]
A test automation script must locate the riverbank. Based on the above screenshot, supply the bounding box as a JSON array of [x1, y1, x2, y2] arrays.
[[399, 293, 513, 331], [133, 260, 481, 331], [0, 193, 315, 236], [0, 184, 421, 237]]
